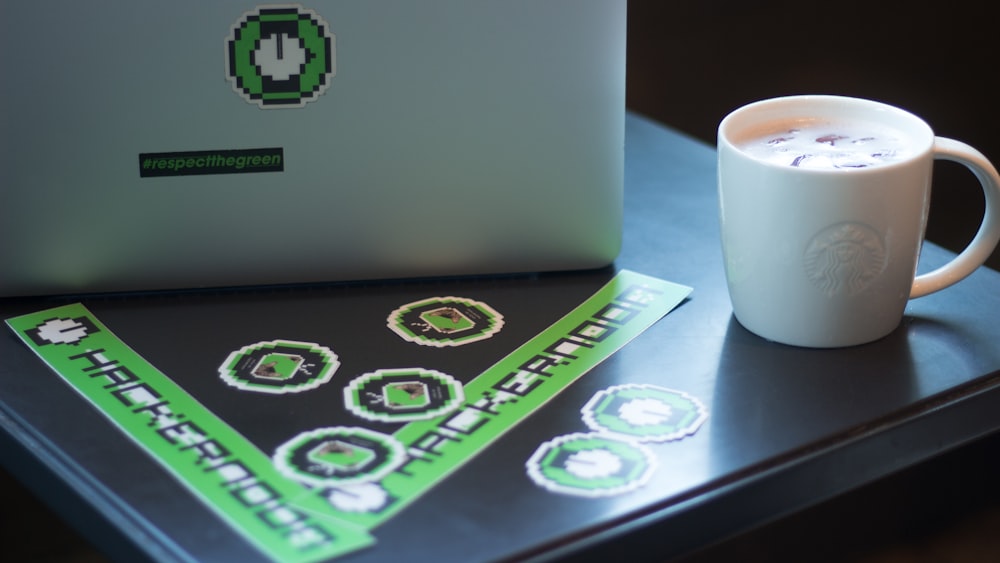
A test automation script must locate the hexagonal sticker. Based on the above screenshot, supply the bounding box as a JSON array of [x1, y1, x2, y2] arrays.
[[344, 368, 465, 423], [525, 432, 657, 497], [386, 296, 504, 347], [273, 427, 406, 487], [581, 384, 707, 442], [219, 339, 340, 394]]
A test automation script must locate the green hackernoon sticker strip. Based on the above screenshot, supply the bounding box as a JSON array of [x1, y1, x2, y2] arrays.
[[6, 269, 692, 559], [311, 269, 693, 529], [5, 305, 374, 563]]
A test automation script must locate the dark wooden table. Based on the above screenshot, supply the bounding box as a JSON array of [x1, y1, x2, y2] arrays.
[[2, 113, 999, 562]]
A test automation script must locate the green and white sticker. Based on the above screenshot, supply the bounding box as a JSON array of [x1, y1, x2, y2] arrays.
[[525, 384, 708, 498], [581, 384, 708, 443], [386, 296, 505, 347], [274, 427, 407, 488], [6, 270, 693, 559], [6, 305, 373, 563], [319, 271, 693, 529], [344, 368, 465, 423], [526, 433, 657, 498], [219, 339, 340, 394], [226, 5, 335, 108]]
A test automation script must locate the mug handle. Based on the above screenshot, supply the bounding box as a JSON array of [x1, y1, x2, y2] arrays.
[[911, 137, 1000, 298]]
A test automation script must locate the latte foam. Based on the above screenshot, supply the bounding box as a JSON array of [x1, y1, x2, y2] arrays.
[[737, 121, 914, 170]]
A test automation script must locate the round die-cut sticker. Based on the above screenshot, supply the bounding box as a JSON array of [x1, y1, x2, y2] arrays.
[[273, 427, 406, 487], [219, 340, 339, 394], [387, 296, 504, 347], [526, 432, 656, 498], [226, 5, 335, 108], [344, 368, 465, 423], [581, 384, 707, 442]]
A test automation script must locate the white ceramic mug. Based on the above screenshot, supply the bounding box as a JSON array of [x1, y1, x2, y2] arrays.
[[717, 95, 1000, 347]]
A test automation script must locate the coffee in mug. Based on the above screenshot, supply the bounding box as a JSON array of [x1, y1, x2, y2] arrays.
[[717, 95, 1000, 347], [735, 121, 913, 170]]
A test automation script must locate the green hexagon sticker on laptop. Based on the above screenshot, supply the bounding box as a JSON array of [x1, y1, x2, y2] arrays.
[[226, 5, 335, 108]]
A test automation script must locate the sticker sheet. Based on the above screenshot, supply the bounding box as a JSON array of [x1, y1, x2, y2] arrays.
[[6, 270, 697, 562]]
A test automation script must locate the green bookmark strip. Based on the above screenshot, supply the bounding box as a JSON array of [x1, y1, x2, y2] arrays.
[[329, 269, 693, 529], [6, 305, 373, 563]]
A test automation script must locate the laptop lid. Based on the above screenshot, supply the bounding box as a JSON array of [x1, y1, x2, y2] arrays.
[[0, 1, 626, 296]]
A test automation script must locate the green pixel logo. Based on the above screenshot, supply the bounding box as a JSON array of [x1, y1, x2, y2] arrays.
[[226, 5, 335, 108]]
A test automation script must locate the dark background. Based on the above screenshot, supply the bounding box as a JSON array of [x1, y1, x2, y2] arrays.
[[626, 0, 1000, 272]]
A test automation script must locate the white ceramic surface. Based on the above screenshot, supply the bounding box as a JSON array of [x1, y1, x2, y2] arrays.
[[718, 95, 1000, 347]]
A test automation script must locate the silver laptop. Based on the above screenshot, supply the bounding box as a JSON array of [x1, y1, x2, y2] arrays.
[[0, 1, 626, 296]]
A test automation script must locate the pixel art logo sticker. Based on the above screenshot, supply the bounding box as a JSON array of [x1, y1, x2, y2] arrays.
[[25, 316, 100, 346], [226, 5, 335, 108]]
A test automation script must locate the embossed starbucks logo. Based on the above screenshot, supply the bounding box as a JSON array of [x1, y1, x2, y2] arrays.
[[803, 222, 887, 296]]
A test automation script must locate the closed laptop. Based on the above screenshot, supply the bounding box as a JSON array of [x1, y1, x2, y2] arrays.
[[0, 1, 626, 296]]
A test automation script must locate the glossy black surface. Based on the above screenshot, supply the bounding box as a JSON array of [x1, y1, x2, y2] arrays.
[[2, 113, 999, 562]]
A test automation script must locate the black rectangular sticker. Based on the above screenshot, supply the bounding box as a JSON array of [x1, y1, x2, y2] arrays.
[[139, 148, 284, 178]]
